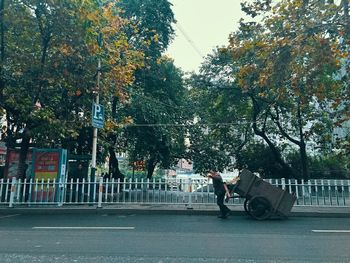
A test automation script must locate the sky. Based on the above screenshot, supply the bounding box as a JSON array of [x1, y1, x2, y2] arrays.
[[166, 0, 248, 73]]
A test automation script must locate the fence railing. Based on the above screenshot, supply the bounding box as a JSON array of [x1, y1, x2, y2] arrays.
[[1, 177, 349, 208]]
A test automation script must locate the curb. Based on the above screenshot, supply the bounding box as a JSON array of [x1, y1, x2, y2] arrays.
[[290, 206, 350, 218], [1, 205, 349, 218]]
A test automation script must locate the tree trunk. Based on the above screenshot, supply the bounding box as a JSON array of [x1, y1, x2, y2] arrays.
[[251, 96, 296, 179], [297, 105, 309, 181], [33, 4, 51, 104], [299, 141, 309, 180], [109, 146, 124, 181], [146, 155, 157, 179], [253, 125, 295, 179], [272, 104, 308, 181], [17, 127, 31, 180], [107, 96, 125, 181]]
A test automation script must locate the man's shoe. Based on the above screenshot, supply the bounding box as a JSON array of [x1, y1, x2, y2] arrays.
[[217, 214, 227, 219]]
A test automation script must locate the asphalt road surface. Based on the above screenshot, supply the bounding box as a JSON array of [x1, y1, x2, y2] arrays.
[[0, 213, 349, 262]]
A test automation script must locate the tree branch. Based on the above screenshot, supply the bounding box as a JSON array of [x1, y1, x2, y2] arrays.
[[272, 106, 301, 146]]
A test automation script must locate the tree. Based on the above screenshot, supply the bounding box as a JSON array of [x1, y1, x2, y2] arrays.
[[0, 0, 143, 179], [105, 0, 189, 179], [187, 49, 252, 173], [225, 0, 346, 180], [186, 0, 348, 179], [122, 57, 189, 179]]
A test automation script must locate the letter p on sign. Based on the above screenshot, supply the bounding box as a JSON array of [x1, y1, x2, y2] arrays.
[[92, 103, 104, 129]]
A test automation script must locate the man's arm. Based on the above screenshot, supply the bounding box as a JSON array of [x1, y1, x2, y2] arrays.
[[227, 176, 240, 185], [225, 176, 240, 198], [223, 183, 231, 197]]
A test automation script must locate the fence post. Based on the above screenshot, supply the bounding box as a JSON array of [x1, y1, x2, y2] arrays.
[[9, 178, 17, 208], [58, 178, 64, 207], [281, 178, 286, 190], [57, 178, 63, 207], [98, 177, 103, 208], [187, 178, 193, 209]]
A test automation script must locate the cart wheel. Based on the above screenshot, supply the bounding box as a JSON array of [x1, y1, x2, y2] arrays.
[[244, 199, 250, 215], [247, 196, 272, 220]]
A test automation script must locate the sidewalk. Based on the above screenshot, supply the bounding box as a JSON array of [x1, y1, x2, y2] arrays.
[[1, 204, 349, 218]]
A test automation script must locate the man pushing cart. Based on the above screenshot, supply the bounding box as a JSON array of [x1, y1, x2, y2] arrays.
[[210, 169, 296, 220]]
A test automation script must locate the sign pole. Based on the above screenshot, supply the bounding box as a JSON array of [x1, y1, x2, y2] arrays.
[[91, 3, 105, 203], [91, 58, 101, 188]]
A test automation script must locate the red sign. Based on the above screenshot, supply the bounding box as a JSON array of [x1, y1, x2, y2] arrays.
[[34, 152, 59, 178]]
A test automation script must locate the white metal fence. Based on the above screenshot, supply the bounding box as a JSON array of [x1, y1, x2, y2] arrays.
[[0, 177, 349, 207]]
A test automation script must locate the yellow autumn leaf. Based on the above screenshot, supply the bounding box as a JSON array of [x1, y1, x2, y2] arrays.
[[59, 44, 73, 56], [86, 11, 99, 23]]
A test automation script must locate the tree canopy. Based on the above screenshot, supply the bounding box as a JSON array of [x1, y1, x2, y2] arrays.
[[188, 0, 349, 178], [0, 0, 144, 179]]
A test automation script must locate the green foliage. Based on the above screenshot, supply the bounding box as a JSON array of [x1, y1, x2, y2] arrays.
[[94, 0, 184, 178], [118, 0, 175, 57], [190, 136, 232, 174], [122, 57, 189, 176], [235, 142, 286, 178], [218, 0, 349, 179], [187, 50, 252, 174], [188, 0, 349, 178], [0, 0, 149, 180], [0, 0, 144, 148], [287, 152, 350, 179]]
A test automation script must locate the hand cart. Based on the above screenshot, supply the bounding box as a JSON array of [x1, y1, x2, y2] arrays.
[[231, 169, 296, 220]]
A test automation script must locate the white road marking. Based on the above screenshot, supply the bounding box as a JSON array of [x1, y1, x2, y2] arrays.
[[32, 226, 135, 230], [312, 230, 350, 233], [0, 214, 20, 219]]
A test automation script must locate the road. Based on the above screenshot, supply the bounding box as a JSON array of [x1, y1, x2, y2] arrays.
[[0, 213, 349, 262]]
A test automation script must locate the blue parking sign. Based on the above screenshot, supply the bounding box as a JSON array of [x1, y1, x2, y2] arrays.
[[92, 103, 104, 129]]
